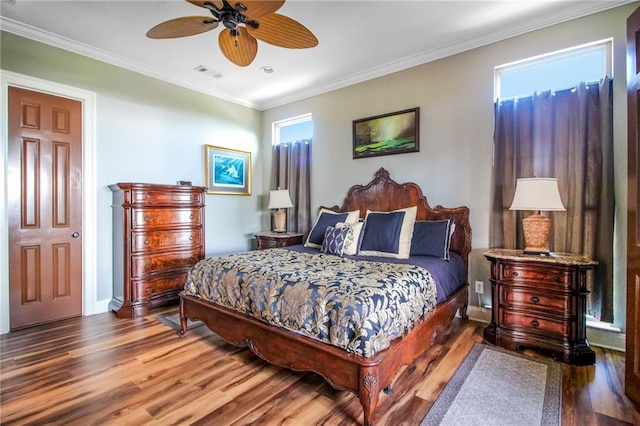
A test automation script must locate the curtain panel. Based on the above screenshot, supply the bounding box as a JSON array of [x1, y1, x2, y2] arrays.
[[490, 77, 614, 322], [271, 140, 312, 235]]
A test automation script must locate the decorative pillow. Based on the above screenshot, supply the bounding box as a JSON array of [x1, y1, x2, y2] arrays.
[[335, 221, 365, 255], [305, 209, 360, 249], [358, 206, 417, 259], [410, 219, 454, 260], [321, 226, 351, 256]]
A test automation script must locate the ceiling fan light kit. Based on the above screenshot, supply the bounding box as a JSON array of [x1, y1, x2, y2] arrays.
[[147, 0, 318, 67]]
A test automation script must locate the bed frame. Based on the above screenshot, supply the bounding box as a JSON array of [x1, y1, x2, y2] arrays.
[[179, 168, 471, 425]]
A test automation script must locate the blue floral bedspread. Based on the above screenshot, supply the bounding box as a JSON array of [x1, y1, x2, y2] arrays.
[[184, 248, 437, 357]]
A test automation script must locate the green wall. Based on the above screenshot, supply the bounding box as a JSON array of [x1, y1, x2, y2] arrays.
[[1, 31, 263, 302]]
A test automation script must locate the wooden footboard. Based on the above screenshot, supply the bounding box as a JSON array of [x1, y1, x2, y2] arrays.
[[179, 283, 468, 426]]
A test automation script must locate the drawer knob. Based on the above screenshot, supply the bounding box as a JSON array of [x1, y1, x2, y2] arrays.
[[531, 296, 540, 304], [189, 235, 195, 241], [512, 271, 519, 277], [144, 239, 150, 245], [145, 263, 152, 269], [189, 214, 195, 219], [553, 275, 560, 283], [145, 287, 154, 294], [531, 319, 540, 327], [144, 215, 150, 222]]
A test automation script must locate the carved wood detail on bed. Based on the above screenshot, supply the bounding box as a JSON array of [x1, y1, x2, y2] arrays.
[[179, 168, 471, 426], [320, 167, 472, 269]]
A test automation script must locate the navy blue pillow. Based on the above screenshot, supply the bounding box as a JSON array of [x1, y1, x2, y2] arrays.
[[359, 211, 406, 254], [410, 220, 453, 260], [306, 212, 349, 247]]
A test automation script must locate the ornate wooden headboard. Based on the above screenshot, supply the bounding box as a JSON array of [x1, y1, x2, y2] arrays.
[[321, 168, 472, 268]]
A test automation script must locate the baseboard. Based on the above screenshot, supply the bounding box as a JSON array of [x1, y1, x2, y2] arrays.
[[466, 305, 491, 324], [90, 299, 110, 315], [586, 327, 626, 352], [464, 306, 626, 352]]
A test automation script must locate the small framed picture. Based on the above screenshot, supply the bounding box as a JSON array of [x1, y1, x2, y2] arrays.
[[204, 145, 252, 195], [352, 107, 420, 159]]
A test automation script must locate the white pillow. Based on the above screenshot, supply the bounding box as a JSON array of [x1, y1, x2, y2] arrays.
[[358, 206, 417, 259], [335, 221, 365, 255], [304, 208, 360, 249]]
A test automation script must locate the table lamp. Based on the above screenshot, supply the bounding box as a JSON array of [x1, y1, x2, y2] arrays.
[[509, 178, 566, 255], [268, 189, 293, 233]]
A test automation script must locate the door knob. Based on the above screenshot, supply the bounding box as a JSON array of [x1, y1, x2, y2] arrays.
[[71, 232, 80, 238]]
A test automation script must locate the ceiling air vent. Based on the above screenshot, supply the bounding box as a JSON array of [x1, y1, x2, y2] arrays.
[[194, 65, 222, 79]]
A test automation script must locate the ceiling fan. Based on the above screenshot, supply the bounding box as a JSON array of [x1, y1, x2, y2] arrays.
[[146, 0, 318, 67]]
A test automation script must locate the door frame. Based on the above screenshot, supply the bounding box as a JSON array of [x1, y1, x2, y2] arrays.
[[1, 70, 98, 334]]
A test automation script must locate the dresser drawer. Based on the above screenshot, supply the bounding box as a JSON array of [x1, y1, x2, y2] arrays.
[[501, 287, 572, 314], [255, 233, 304, 249], [501, 308, 570, 338], [132, 229, 201, 252], [132, 189, 203, 206], [133, 273, 188, 300], [499, 263, 571, 288], [132, 208, 202, 228], [131, 249, 202, 276]]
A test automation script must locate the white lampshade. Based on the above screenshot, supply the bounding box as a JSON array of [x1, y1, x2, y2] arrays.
[[268, 189, 293, 209], [509, 178, 566, 212]]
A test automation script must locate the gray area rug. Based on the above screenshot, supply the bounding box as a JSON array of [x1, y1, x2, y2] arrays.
[[421, 343, 561, 426], [157, 312, 203, 331]]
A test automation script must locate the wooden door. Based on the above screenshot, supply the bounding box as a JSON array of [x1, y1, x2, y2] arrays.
[[627, 6, 640, 407], [7, 87, 83, 330]]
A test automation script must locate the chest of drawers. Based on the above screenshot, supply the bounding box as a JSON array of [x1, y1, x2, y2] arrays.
[[109, 183, 206, 318], [483, 249, 597, 365]]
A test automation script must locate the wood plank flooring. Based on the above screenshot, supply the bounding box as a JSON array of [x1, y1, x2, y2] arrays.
[[1, 308, 638, 425]]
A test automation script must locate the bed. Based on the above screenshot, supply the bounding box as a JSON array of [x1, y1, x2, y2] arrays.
[[179, 168, 471, 425]]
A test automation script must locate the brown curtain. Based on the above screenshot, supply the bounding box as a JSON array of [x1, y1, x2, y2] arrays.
[[490, 77, 614, 322], [271, 139, 312, 234]]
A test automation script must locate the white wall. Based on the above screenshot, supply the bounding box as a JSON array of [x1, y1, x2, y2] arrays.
[[261, 4, 634, 331]]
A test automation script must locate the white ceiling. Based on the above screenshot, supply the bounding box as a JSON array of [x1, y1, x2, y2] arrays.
[[0, 0, 629, 110]]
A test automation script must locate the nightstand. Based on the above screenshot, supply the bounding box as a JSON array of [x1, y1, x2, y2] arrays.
[[483, 248, 597, 365], [254, 231, 304, 250]]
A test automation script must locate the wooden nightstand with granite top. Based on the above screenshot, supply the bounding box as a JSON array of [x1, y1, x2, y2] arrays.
[[483, 248, 597, 365], [254, 231, 304, 250]]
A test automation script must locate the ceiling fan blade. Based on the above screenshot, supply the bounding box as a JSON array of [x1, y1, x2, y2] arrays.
[[238, 1, 285, 20], [247, 13, 318, 49], [187, 0, 224, 9], [146, 16, 218, 39], [218, 27, 258, 67]]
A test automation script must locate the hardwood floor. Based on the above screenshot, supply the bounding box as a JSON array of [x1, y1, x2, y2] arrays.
[[1, 308, 638, 425]]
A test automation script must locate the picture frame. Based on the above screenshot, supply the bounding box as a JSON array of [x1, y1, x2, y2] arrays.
[[352, 107, 420, 159], [204, 145, 252, 195]]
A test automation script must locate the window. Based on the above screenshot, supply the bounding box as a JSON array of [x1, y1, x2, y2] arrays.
[[270, 113, 313, 234], [495, 39, 612, 100], [273, 113, 313, 145], [492, 39, 616, 324]]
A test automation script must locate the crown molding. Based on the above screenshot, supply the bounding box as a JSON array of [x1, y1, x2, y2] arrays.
[[0, 17, 259, 109], [1, 1, 630, 111], [259, 1, 630, 110]]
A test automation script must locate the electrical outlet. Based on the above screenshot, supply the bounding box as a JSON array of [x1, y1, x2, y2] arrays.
[[475, 280, 484, 294]]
